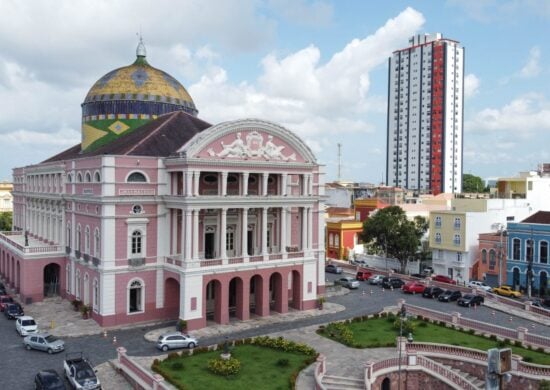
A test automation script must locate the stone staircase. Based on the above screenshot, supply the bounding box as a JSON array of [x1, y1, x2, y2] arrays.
[[441, 363, 485, 389], [321, 374, 364, 389]]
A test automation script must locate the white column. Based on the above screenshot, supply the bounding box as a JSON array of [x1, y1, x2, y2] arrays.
[[184, 209, 192, 260], [221, 172, 228, 196], [307, 207, 313, 251], [262, 173, 269, 196], [220, 208, 227, 260], [192, 209, 199, 260], [242, 172, 249, 196], [185, 171, 192, 196], [262, 207, 268, 256], [308, 174, 313, 195], [301, 207, 307, 251], [193, 171, 200, 196], [281, 173, 288, 196], [280, 207, 287, 255], [241, 208, 248, 260]]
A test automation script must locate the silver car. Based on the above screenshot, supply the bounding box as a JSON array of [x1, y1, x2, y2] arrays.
[[335, 277, 360, 289], [24, 333, 65, 354], [368, 274, 385, 285], [157, 332, 198, 351]]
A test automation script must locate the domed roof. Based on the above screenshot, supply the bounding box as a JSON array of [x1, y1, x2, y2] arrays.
[[83, 40, 196, 111]]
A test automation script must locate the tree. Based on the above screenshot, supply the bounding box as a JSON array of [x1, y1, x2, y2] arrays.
[[0, 212, 12, 231], [361, 206, 428, 273], [462, 174, 486, 193]]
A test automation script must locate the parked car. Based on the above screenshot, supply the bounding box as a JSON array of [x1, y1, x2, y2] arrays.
[[34, 369, 66, 390], [467, 280, 492, 292], [422, 286, 444, 298], [368, 275, 385, 285], [16, 315, 37, 336], [335, 277, 360, 289], [410, 273, 424, 278], [325, 264, 343, 274], [432, 275, 457, 285], [4, 302, 24, 319], [423, 266, 434, 275], [24, 333, 65, 354], [530, 298, 550, 309], [438, 290, 462, 302], [0, 295, 14, 311], [381, 277, 405, 289], [492, 285, 522, 298], [457, 294, 485, 307], [63, 352, 101, 390], [355, 270, 372, 281], [402, 282, 426, 294], [351, 259, 369, 267], [156, 332, 198, 352]]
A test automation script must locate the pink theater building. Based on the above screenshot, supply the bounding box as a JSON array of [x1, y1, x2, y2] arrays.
[[0, 42, 326, 330]]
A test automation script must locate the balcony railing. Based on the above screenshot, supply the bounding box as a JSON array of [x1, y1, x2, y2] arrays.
[[128, 257, 146, 267], [83, 253, 90, 263], [92, 257, 101, 267], [74, 250, 81, 259], [0, 231, 64, 255]]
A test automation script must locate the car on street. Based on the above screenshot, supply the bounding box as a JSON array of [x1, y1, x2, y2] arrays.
[[63, 353, 101, 390], [467, 280, 492, 292], [0, 294, 14, 311], [381, 277, 405, 289], [530, 298, 550, 309], [457, 294, 485, 307], [432, 275, 457, 285], [4, 302, 24, 319], [422, 286, 444, 298], [438, 290, 462, 302], [34, 369, 66, 390], [325, 264, 343, 274], [355, 270, 372, 281], [24, 333, 65, 354], [402, 282, 426, 294], [156, 332, 198, 351], [351, 259, 369, 267], [16, 315, 38, 336], [423, 267, 434, 275], [368, 275, 385, 285], [335, 277, 360, 289], [492, 285, 522, 298]]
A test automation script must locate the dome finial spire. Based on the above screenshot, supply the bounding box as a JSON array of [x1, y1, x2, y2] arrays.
[[136, 32, 146, 58]]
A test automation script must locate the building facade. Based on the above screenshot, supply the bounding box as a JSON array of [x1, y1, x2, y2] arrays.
[[0, 43, 326, 330], [506, 211, 550, 296], [386, 33, 464, 195], [474, 231, 507, 287], [0, 181, 13, 213]]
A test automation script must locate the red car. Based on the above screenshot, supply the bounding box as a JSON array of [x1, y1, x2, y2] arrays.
[[432, 275, 457, 285], [0, 295, 14, 311], [355, 270, 372, 281], [402, 282, 426, 294]]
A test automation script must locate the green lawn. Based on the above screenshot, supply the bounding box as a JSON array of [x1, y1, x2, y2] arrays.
[[154, 344, 314, 390], [319, 316, 550, 365]]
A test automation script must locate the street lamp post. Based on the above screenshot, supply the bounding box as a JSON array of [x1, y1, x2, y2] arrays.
[[497, 225, 504, 287], [398, 305, 406, 390]]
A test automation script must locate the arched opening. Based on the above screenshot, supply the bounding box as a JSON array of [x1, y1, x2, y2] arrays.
[[128, 279, 144, 313], [270, 272, 287, 313], [228, 277, 243, 319], [43, 263, 60, 297], [381, 377, 391, 390], [512, 268, 520, 291], [249, 274, 265, 316], [164, 277, 180, 319], [205, 279, 222, 323], [83, 274, 90, 305], [540, 271, 548, 297], [290, 270, 302, 310]]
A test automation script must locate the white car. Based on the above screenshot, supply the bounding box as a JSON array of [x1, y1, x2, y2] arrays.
[[368, 274, 385, 285], [335, 277, 360, 289], [16, 316, 37, 336], [467, 280, 492, 292]]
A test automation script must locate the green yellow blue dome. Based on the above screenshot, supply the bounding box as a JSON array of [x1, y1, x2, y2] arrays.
[[81, 39, 198, 151]]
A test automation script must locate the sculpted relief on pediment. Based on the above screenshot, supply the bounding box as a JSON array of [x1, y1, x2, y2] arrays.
[[207, 131, 296, 161]]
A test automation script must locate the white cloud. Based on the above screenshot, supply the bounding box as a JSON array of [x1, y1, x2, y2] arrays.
[[466, 93, 550, 133], [464, 74, 480, 98], [520, 46, 542, 78]]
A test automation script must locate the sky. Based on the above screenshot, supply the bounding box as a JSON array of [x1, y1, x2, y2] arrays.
[[0, 0, 549, 183]]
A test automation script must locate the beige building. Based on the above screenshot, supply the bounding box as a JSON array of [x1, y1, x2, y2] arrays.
[[0, 181, 13, 213]]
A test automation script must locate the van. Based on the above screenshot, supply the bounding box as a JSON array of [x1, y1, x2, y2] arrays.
[[355, 271, 372, 281]]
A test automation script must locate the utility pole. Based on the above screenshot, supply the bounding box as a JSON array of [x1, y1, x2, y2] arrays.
[[527, 228, 534, 299]]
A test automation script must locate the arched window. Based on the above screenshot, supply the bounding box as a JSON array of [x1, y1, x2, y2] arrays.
[[127, 172, 147, 183], [84, 226, 90, 254], [435, 233, 441, 244], [131, 231, 142, 255], [76, 225, 81, 251], [65, 264, 70, 293], [94, 171, 101, 182], [454, 217, 461, 229], [512, 238, 521, 260], [489, 250, 496, 271], [128, 279, 144, 313], [93, 278, 99, 312], [75, 270, 81, 300], [66, 223, 71, 248], [334, 235, 339, 247], [85, 172, 92, 183], [77, 173, 83, 183], [481, 249, 487, 264], [83, 273, 90, 305], [453, 234, 461, 246], [94, 229, 100, 258], [435, 216, 442, 228], [67, 173, 72, 183], [526, 239, 534, 262], [540, 241, 548, 264]]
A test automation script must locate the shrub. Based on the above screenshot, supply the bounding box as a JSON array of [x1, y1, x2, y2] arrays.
[[171, 361, 184, 370], [393, 318, 415, 334], [325, 322, 354, 346], [497, 340, 507, 348], [418, 321, 428, 328], [167, 352, 180, 360], [276, 358, 290, 367], [489, 334, 497, 341], [523, 356, 533, 363], [537, 347, 545, 353], [207, 357, 241, 376], [468, 329, 475, 335]]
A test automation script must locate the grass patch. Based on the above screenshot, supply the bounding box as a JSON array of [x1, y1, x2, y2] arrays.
[[318, 317, 550, 365], [154, 343, 315, 390]]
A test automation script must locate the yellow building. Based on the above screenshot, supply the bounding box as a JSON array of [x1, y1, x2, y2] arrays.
[[0, 181, 13, 213]]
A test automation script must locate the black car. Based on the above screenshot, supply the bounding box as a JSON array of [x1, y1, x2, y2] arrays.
[[530, 298, 550, 309], [34, 369, 65, 390], [422, 286, 444, 298], [457, 294, 484, 307], [381, 277, 405, 289], [4, 302, 24, 319], [438, 290, 462, 302]]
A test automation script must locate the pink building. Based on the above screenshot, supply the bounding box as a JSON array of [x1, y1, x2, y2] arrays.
[[0, 42, 326, 330]]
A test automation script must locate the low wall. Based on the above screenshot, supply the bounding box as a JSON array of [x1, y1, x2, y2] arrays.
[[116, 347, 169, 390]]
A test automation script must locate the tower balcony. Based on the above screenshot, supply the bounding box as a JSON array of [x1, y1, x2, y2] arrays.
[[0, 231, 64, 257]]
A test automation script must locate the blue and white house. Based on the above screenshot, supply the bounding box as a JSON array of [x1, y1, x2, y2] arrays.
[[506, 211, 550, 295]]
